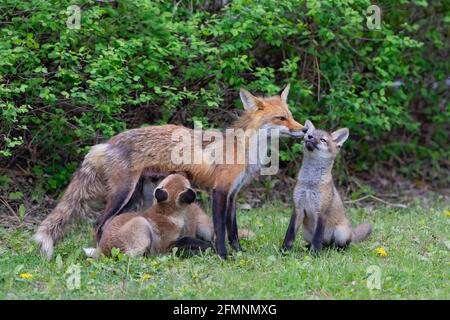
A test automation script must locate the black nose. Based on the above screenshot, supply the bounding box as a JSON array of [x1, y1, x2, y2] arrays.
[[307, 135, 313, 140]]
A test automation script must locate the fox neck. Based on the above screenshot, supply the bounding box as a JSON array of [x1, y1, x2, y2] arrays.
[[231, 112, 264, 131], [228, 113, 272, 166], [298, 153, 334, 185]]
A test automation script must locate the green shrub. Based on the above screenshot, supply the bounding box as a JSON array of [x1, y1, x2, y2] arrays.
[[0, 0, 448, 193]]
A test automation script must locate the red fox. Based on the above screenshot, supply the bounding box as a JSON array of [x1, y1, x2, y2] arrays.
[[281, 121, 372, 254], [33, 85, 304, 259]]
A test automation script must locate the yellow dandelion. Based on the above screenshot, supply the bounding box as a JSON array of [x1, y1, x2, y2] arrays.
[[239, 259, 245, 267], [18, 273, 33, 279], [376, 247, 387, 257], [444, 210, 450, 217], [141, 274, 152, 280]]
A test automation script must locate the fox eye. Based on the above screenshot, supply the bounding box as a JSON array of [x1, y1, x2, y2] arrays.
[[320, 138, 327, 143], [275, 116, 287, 121]]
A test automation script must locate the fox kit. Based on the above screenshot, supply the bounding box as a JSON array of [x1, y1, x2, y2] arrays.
[[34, 84, 303, 259], [124, 175, 255, 241], [88, 174, 212, 257], [282, 121, 372, 253]]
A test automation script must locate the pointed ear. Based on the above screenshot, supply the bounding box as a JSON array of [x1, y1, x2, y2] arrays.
[[304, 120, 315, 131], [154, 188, 168, 203], [178, 188, 196, 204], [240, 88, 262, 112], [280, 83, 290, 103], [331, 128, 349, 147]]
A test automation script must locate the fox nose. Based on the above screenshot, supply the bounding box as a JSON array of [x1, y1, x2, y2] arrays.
[[307, 134, 313, 140]]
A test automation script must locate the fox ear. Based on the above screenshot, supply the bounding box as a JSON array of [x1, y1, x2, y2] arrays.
[[240, 88, 262, 112], [304, 120, 315, 131], [178, 188, 196, 204], [280, 84, 290, 103], [154, 188, 168, 203], [331, 128, 349, 147]]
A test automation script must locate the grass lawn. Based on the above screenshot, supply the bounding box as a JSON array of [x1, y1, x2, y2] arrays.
[[0, 200, 449, 299]]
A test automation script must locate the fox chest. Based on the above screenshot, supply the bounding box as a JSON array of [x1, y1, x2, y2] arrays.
[[295, 186, 321, 216]]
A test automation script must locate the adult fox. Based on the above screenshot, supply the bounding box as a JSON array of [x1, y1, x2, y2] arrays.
[[34, 84, 305, 259]]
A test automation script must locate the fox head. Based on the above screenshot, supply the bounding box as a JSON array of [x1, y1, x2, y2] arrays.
[[237, 84, 304, 138], [302, 120, 349, 160], [153, 173, 197, 209]]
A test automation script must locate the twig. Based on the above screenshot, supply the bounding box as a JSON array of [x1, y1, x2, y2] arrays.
[[121, 256, 131, 295], [0, 197, 21, 222], [314, 55, 321, 102], [345, 194, 407, 208]]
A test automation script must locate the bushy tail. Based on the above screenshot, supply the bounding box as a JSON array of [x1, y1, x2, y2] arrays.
[[33, 144, 108, 260], [351, 223, 372, 243]]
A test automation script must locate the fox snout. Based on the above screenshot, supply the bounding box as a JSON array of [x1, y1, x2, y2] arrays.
[[285, 119, 305, 138], [305, 133, 314, 142]]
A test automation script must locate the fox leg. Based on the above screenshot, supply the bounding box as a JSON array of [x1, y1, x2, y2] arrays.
[[121, 175, 160, 213], [141, 176, 157, 209], [212, 187, 228, 259], [106, 216, 155, 257], [170, 237, 214, 257], [120, 177, 144, 213], [311, 214, 325, 254], [95, 169, 142, 243], [281, 207, 304, 251], [226, 191, 242, 251]]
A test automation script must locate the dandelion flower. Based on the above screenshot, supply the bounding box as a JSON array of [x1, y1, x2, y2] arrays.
[[19, 273, 33, 279], [444, 210, 450, 217], [141, 274, 152, 280], [376, 247, 387, 257]]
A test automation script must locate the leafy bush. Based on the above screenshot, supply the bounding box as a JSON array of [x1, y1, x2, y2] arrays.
[[0, 0, 448, 193]]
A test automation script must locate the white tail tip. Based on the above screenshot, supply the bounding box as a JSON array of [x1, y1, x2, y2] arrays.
[[32, 232, 54, 260], [83, 247, 97, 258]]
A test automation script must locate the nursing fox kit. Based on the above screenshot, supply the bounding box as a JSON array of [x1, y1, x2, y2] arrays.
[[87, 174, 212, 257], [282, 121, 372, 253], [85, 173, 253, 258], [34, 85, 304, 259]]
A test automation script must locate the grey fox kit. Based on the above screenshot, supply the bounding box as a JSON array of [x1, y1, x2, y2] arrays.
[[282, 120, 372, 254]]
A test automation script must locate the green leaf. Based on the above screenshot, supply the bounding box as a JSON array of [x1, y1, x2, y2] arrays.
[[18, 204, 26, 219], [8, 192, 23, 201]]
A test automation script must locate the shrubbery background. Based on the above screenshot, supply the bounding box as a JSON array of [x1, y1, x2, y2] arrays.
[[1, 0, 448, 198]]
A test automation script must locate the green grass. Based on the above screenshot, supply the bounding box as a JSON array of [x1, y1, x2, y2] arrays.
[[0, 201, 449, 299]]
